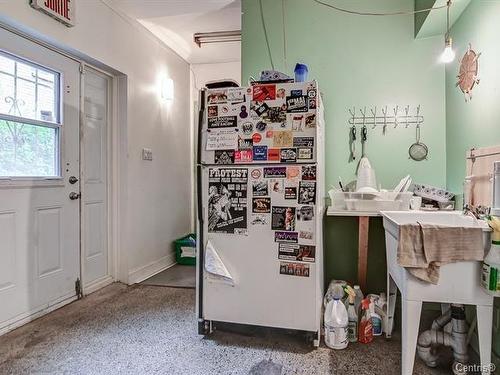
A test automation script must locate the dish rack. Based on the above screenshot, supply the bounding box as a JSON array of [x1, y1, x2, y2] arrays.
[[329, 191, 413, 212]]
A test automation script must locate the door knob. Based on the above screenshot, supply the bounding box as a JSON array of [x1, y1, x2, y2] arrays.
[[69, 192, 81, 200], [69, 176, 79, 184]]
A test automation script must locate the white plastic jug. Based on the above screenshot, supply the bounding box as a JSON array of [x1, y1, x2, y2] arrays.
[[324, 297, 349, 350]]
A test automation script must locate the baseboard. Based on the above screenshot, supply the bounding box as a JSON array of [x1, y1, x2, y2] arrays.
[[127, 252, 176, 285], [83, 275, 114, 295], [0, 292, 77, 337]]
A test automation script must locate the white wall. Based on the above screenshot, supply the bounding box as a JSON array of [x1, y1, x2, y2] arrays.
[[0, 0, 192, 283]]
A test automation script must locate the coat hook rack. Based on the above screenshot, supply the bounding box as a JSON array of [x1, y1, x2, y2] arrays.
[[348, 105, 424, 133]]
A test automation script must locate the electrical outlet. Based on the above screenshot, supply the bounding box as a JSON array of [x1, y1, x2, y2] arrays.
[[142, 148, 153, 161]]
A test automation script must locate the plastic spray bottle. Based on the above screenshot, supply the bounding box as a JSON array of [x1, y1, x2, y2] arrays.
[[353, 285, 364, 314], [345, 286, 358, 342], [482, 216, 500, 296], [369, 297, 383, 336], [324, 284, 349, 349], [358, 298, 373, 344]]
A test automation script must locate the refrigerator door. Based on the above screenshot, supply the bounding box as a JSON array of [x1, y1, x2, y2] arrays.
[[200, 164, 321, 332], [199, 82, 319, 165]]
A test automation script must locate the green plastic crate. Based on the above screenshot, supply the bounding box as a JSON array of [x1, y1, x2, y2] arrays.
[[174, 233, 196, 266]]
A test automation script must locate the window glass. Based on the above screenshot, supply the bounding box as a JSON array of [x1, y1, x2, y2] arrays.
[[0, 120, 58, 177], [0, 51, 61, 178]]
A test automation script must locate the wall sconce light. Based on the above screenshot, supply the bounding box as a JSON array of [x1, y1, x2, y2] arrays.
[[161, 77, 174, 101]]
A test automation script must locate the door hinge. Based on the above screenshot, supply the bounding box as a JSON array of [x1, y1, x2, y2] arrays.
[[79, 64, 86, 74], [75, 278, 83, 299]]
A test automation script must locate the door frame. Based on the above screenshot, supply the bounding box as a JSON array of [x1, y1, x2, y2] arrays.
[[0, 21, 126, 296]]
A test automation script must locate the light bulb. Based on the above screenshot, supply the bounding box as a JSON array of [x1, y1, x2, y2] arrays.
[[440, 38, 455, 63]]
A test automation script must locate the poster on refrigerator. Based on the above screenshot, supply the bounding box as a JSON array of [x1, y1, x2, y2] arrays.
[[278, 244, 315, 262], [271, 206, 296, 231], [208, 168, 248, 235], [279, 262, 310, 277]]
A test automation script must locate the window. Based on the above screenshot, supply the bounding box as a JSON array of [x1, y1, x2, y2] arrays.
[[0, 50, 61, 178]]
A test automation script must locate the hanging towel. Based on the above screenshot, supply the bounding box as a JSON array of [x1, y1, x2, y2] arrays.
[[397, 223, 484, 284], [205, 240, 234, 285]]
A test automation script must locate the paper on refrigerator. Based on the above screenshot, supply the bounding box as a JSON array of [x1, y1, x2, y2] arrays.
[[206, 129, 238, 151], [204, 240, 234, 285]]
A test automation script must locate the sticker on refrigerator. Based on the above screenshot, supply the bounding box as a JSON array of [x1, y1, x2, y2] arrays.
[[253, 146, 268, 161], [235, 150, 253, 163], [274, 231, 298, 243], [272, 131, 293, 148], [305, 113, 316, 128], [267, 148, 280, 161], [253, 102, 269, 116], [250, 168, 262, 179], [252, 180, 268, 196], [293, 137, 314, 148], [270, 179, 283, 194], [238, 138, 253, 150], [299, 230, 314, 240], [297, 148, 313, 160], [271, 206, 296, 231], [291, 115, 304, 131], [253, 84, 276, 101], [206, 129, 238, 151], [208, 116, 237, 129], [286, 166, 300, 179], [242, 122, 253, 135], [251, 214, 268, 226], [214, 150, 235, 164], [286, 96, 308, 113], [208, 168, 248, 235], [298, 181, 316, 204], [256, 121, 267, 132], [301, 165, 317, 180], [208, 105, 218, 118], [279, 262, 310, 277], [252, 197, 271, 213], [297, 206, 314, 221], [207, 90, 227, 104], [278, 244, 315, 262], [264, 167, 287, 178], [226, 88, 246, 104], [280, 148, 297, 163], [239, 105, 249, 119], [263, 106, 287, 124], [290, 89, 303, 97], [252, 133, 262, 143], [284, 186, 297, 200]]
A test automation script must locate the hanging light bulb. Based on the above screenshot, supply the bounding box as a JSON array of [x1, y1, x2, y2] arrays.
[[440, 0, 455, 63], [441, 37, 455, 63]]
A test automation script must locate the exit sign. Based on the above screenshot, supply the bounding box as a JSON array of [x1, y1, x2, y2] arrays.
[[30, 0, 75, 27]]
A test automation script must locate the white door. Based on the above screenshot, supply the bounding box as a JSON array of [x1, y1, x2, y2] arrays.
[[82, 68, 109, 289], [0, 28, 81, 333]]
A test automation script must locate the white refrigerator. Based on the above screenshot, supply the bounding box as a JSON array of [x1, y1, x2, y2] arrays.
[[196, 81, 325, 345]]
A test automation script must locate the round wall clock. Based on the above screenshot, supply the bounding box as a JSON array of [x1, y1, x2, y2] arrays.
[[456, 43, 481, 102]]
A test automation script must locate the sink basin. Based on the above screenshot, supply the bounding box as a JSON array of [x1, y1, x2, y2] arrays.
[[382, 211, 491, 253], [381, 210, 492, 304]]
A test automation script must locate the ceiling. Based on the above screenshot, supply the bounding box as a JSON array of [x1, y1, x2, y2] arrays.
[[113, 0, 241, 64]]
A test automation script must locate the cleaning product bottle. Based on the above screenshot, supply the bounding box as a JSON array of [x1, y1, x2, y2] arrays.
[[358, 298, 373, 344], [369, 297, 383, 336], [324, 284, 349, 349], [353, 285, 364, 314], [482, 216, 500, 296], [345, 287, 358, 343]]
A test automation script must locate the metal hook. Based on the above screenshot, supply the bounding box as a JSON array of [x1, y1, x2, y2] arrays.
[[405, 105, 410, 128], [393, 105, 399, 128], [370, 106, 377, 129]]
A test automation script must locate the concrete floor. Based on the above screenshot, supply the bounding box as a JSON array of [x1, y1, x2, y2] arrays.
[[0, 283, 453, 374], [141, 265, 196, 288]]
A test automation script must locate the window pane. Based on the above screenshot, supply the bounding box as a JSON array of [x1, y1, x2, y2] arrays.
[[0, 51, 60, 123], [0, 119, 58, 177]]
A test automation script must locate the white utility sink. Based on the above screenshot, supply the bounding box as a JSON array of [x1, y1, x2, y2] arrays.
[[381, 210, 494, 375]]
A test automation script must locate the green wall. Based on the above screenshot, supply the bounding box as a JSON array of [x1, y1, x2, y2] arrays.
[[242, 0, 447, 293], [445, 0, 500, 363], [446, 0, 500, 195]]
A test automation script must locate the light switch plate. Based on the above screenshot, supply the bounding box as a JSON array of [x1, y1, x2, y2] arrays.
[[142, 148, 153, 161]]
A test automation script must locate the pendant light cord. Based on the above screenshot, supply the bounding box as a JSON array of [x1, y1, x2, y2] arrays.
[[282, 0, 288, 72], [313, 0, 448, 16], [445, 0, 452, 40], [259, 0, 275, 70]]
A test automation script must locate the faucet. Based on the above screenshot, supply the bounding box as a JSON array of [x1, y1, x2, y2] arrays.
[[463, 204, 490, 219]]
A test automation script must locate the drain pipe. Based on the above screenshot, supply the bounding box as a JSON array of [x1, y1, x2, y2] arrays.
[[416, 304, 469, 373]]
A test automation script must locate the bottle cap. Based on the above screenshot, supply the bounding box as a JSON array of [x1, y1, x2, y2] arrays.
[[361, 298, 370, 309]]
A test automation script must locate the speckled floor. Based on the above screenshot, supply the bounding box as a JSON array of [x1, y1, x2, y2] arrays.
[[0, 283, 454, 374]]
